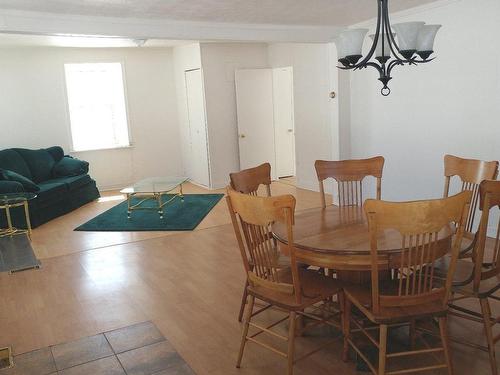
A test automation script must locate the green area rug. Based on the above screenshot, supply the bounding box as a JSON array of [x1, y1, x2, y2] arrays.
[[75, 194, 224, 232]]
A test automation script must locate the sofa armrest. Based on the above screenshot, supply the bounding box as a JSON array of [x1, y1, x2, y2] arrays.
[[53, 156, 90, 177], [0, 180, 25, 194]]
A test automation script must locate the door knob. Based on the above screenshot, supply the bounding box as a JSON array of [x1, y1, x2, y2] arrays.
[[287, 129, 293, 133], [240, 134, 246, 138]]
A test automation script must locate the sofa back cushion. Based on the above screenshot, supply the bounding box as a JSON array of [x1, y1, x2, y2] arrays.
[[0, 149, 32, 179], [13, 148, 55, 183]]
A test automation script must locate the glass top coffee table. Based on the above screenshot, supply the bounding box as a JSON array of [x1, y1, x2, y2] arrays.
[[120, 177, 188, 219]]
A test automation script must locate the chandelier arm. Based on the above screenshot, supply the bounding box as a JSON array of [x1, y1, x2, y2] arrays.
[[349, 0, 383, 69], [382, 0, 406, 63]]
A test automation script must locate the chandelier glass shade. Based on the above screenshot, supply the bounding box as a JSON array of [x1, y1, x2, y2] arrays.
[[336, 0, 441, 96]]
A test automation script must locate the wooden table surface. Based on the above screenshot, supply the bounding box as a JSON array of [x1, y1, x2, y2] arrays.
[[272, 205, 454, 273]]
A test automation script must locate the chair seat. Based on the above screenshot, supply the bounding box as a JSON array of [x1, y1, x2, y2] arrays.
[[247, 268, 343, 311], [344, 282, 447, 324]]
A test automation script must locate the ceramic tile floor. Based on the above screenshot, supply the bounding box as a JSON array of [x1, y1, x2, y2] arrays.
[[0, 321, 194, 375]]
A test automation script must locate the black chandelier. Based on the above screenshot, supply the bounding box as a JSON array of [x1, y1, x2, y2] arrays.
[[336, 0, 441, 96]]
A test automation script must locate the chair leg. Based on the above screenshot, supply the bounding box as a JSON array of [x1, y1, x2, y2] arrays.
[[379, 324, 388, 375], [238, 281, 249, 322], [342, 297, 352, 362], [236, 295, 255, 368], [438, 316, 454, 375], [287, 311, 297, 375], [480, 298, 498, 375]]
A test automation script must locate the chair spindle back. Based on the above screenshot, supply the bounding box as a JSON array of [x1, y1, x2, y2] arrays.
[[315, 156, 384, 208], [364, 191, 472, 314]]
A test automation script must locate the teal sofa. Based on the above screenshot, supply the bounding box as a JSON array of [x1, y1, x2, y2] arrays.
[[0, 146, 100, 228]]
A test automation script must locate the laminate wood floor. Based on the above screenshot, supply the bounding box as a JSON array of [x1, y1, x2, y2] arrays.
[[0, 181, 497, 374]]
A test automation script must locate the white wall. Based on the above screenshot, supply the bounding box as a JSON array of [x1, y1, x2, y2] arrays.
[[0, 47, 182, 189], [200, 43, 269, 188], [347, 0, 500, 203], [268, 43, 340, 191]]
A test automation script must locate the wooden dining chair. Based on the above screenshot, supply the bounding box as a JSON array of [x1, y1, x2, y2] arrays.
[[230, 162, 272, 196], [315, 156, 385, 208], [226, 188, 343, 375], [445, 180, 500, 375], [342, 191, 471, 375], [443, 155, 498, 256], [230, 163, 273, 322]]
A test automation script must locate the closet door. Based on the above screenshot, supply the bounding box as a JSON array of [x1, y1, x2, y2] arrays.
[[185, 69, 210, 187], [235, 69, 276, 179]]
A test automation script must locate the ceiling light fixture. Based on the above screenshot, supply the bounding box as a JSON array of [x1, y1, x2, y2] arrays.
[[336, 0, 441, 96]]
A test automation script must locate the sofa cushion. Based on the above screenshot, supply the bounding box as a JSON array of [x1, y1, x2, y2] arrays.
[[37, 180, 68, 202], [0, 149, 32, 179], [1, 170, 39, 192], [53, 157, 89, 177], [13, 148, 56, 183], [50, 175, 92, 191]]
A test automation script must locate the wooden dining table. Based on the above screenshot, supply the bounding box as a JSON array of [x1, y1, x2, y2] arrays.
[[272, 205, 455, 284]]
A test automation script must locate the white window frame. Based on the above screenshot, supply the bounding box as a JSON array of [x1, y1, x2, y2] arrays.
[[63, 61, 132, 153]]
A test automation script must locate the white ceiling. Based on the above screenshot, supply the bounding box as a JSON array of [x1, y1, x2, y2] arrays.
[[0, 0, 438, 26]]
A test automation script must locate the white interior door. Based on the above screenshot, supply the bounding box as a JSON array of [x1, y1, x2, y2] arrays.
[[235, 69, 276, 179], [185, 69, 210, 187], [273, 67, 295, 178]]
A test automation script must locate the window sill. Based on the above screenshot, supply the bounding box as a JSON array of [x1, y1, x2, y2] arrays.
[[70, 145, 133, 153]]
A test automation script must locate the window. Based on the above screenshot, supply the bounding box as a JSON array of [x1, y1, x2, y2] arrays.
[[64, 63, 130, 152]]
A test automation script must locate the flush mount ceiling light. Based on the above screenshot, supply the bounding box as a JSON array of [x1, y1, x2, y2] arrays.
[[336, 0, 441, 96]]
